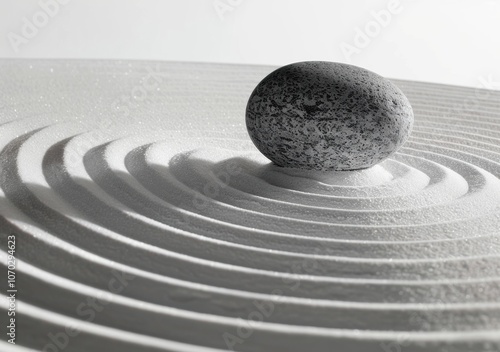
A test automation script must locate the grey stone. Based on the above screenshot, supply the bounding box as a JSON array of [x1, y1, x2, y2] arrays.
[[245, 61, 414, 171]]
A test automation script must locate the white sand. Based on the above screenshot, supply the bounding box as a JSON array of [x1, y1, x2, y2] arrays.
[[0, 60, 499, 351]]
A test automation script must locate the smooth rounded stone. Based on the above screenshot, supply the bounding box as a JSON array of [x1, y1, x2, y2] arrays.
[[245, 61, 414, 171]]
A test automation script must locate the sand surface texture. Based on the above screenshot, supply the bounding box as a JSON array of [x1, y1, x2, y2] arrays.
[[0, 60, 499, 351]]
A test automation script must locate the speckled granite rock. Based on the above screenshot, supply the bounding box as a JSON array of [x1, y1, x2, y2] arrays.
[[246, 61, 414, 171]]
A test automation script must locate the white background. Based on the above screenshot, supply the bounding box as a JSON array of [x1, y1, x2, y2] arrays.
[[1, 0, 500, 90]]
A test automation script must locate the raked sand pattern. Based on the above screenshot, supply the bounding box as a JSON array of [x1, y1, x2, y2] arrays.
[[0, 60, 500, 352]]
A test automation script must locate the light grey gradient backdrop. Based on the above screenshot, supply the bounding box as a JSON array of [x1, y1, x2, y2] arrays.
[[1, 0, 499, 90]]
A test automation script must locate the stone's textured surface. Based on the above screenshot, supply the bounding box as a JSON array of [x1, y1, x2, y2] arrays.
[[246, 61, 414, 171]]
